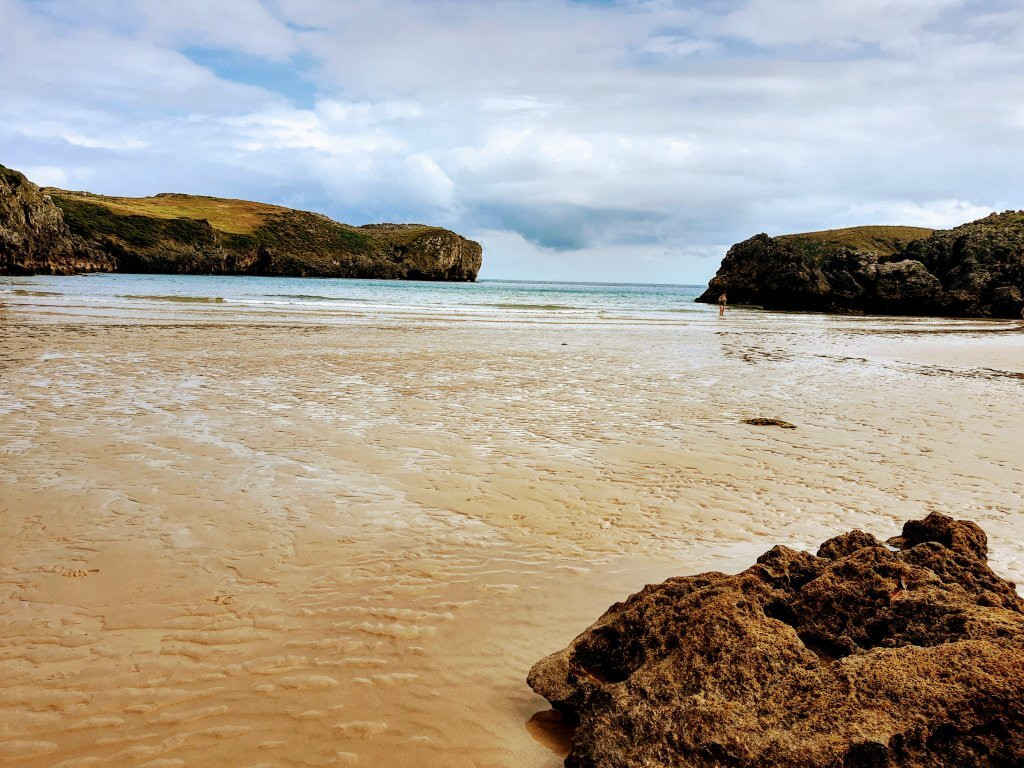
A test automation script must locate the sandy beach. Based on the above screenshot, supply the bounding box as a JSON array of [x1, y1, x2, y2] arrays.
[[1, 288, 1023, 768]]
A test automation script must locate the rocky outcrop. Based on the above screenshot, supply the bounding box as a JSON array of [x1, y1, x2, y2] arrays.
[[0, 163, 482, 280], [899, 213, 1024, 317], [0, 165, 112, 274], [528, 513, 1024, 768], [698, 215, 1024, 318], [359, 223, 482, 281]]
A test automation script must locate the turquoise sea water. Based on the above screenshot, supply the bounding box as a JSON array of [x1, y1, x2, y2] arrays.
[[0, 273, 711, 321]]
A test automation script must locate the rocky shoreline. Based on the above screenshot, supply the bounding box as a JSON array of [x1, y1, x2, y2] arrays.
[[529, 513, 1024, 768], [0, 163, 482, 281], [698, 215, 1024, 318]]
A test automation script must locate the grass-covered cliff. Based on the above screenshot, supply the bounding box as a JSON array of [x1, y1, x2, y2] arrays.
[[0, 164, 482, 281], [775, 225, 933, 258], [699, 215, 1024, 318]]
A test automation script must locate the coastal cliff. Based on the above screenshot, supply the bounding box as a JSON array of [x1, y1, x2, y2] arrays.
[[529, 513, 1024, 768], [0, 164, 482, 281], [0, 165, 112, 275], [698, 214, 1024, 317]]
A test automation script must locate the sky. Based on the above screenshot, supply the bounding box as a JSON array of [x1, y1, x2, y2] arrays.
[[1, 0, 1022, 284]]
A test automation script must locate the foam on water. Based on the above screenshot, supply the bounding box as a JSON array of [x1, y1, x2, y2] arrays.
[[0, 273, 711, 321]]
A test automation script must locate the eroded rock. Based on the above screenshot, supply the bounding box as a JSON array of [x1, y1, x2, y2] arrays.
[[0, 165, 79, 275], [528, 513, 1024, 768], [697, 213, 1024, 318]]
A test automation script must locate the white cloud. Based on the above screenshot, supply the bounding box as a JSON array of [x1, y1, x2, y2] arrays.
[[475, 228, 728, 283], [7, 120, 148, 151], [1, 0, 1022, 282], [641, 35, 718, 57], [23, 0, 298, 59], [480, 96, 560, 115], [721, 0, 967, 48], [318, 98, 424, 125], [223, 108, 408, 156], [844, 200, 994, 230], [405, 153, 456, 210], [20, 165, 70, 188], [136, 0, 297, 59]]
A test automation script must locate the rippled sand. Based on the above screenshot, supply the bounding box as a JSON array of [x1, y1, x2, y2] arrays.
[[1, 295, 1023, 767]]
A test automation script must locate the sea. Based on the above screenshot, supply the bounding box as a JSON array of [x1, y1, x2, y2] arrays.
[[0, 273, 711, 323], [4, 272, 1014, 336]]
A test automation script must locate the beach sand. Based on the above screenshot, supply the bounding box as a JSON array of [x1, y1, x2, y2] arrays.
[[1, 298, 1023, 767]]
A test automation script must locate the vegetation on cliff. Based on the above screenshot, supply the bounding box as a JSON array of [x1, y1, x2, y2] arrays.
[[699, 214, 1024, 318], [775, 224, 933, 259], [0, 163, 482, 281]]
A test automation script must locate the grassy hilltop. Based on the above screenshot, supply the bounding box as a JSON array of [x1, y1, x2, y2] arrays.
[[1, 163, 481, 280], [776, 225, 934, 258], [699, 215, 1024, 318]]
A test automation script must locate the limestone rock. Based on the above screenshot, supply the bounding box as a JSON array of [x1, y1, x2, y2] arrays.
[[697, 214, 1024, 318], [872, 259, 942, 306], [0, 166, 79, 274], [528, 513, 1024, 768]]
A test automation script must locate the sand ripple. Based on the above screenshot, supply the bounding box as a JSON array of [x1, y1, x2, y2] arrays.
[[0, 298, 1022, 767]]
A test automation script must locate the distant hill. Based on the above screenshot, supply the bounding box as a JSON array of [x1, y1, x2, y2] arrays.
[[0, 164, 481, 281], [775, 225, 934, 257], [698, 215, 1024, 318]]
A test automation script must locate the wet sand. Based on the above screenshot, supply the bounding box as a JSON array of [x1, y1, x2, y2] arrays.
[[1, 296, 1023, 767]]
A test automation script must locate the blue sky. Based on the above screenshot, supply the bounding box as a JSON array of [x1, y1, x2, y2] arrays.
[[2, 0, 1022, 283]]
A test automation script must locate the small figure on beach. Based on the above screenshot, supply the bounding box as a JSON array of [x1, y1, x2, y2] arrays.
[[717, 292, 727, 315]]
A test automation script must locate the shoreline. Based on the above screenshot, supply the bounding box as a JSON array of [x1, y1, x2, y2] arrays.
[[1, 291, 1022, 766]]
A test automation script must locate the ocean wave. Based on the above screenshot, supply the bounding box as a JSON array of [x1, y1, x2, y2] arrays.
[[487, 302, 577, 310], [118, 294, 225, 304], [265, 294, 362, 302]]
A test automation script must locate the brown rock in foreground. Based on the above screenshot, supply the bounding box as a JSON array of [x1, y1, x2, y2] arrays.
[[528, 513, 1024, 768]]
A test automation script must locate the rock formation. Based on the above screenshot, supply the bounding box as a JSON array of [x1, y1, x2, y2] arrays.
[[743, 418, 797, 429], [0, 165, 112, 274], [0, 163, 482, 281], [528, 513, 1024, 768], [697, 215, 1024, 318]]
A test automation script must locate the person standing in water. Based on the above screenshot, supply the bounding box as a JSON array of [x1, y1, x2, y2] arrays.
[[718, 292, 727, 315]]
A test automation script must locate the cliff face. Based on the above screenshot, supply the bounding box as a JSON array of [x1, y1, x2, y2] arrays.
[[698, 215, 1024, 318], [0, 164, 482, 281], [358, 224, 482, 281], [901, 212, 1024, 317], [0, 166, 101, 275]]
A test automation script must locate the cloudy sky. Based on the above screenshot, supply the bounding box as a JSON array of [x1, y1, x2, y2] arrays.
[[2, 0, 1022, 283]]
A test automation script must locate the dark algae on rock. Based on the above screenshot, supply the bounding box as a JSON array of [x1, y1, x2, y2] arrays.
[[528, 513, 1024, 768], [697, 215, 1024, 318], [0, 163, 482, 280]]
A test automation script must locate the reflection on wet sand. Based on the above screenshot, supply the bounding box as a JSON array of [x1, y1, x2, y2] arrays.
[[1, 298, 1022, 767], [526, 710, 574, 758]]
